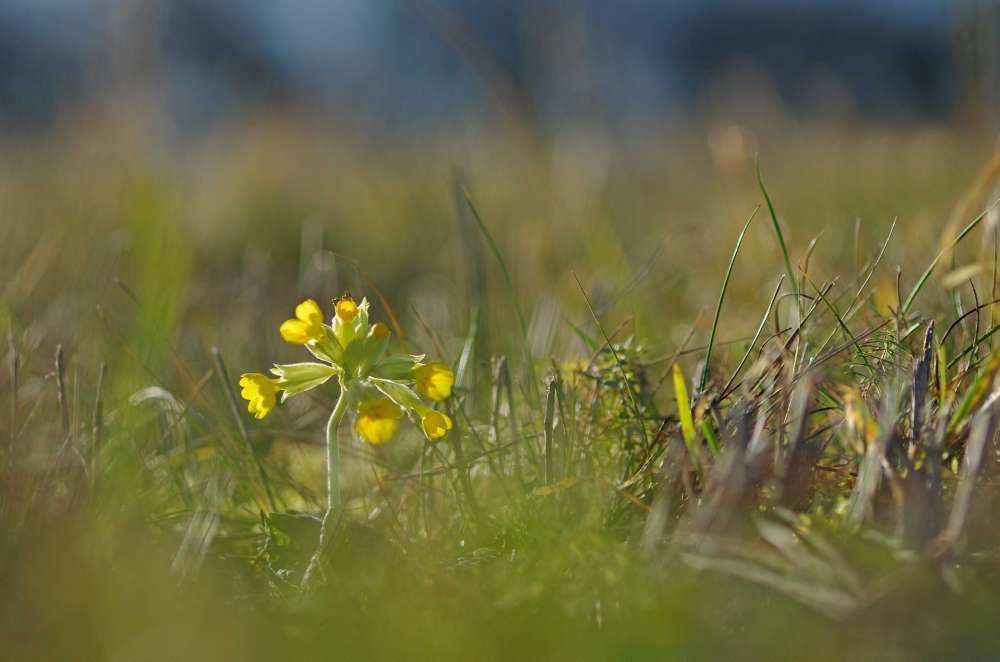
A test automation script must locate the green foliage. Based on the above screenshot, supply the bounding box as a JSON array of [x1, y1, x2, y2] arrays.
[[3, 118, 1000, 658]]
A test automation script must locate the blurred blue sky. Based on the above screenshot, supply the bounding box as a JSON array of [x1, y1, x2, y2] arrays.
[[0, 0, 967, 129]]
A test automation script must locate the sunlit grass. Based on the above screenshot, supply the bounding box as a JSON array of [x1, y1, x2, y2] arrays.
[[2, 111, 1000, 658]]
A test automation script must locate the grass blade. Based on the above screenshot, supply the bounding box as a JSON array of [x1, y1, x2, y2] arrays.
[[673, 363, 701, 477], [563, 317, 600, 352], [701, 206, 758, 391], [329, 253, 408, 352], [947, 347, 1000, 435], [756, 155, 796, 296], [573, 271, 649, 449], [212, 347, 277, 511], [596, 237, 666, 315], [544, 379, 555, 485], [91, 362, 108, 487], [701, 418, 719, 458], [902, 205, 994, 316], [721, 275, 783, 398], [800, 270, 875, 377], [7, 317, 17, 458], [55, 344, 70, 439], [465, 191, 539, 405]]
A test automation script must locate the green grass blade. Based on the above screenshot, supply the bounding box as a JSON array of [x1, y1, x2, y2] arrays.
[[948, 347, 1000, 435], [465, 192, 539, 405], [721, 275, 783, 398], [756, 155, 796, 296], [563, 317, 601, 352], [672, 363, 701, 477], [800, 271, 876, 377], [212, 347, 277, 511], [948, 325, 1000, 370], [701, 418, 720, 458], [700, 206, 757, 392], [573, 271, 649, 450], [902, 206, 993, 316]]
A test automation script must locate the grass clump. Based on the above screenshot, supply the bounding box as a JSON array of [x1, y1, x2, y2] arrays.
[[3, 118, 1000, 659]]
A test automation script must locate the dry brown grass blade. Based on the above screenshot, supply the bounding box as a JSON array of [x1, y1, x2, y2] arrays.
[[96, 305, 167, 388], [7, 317, 17, 461], [651, 306, 707, 396], [937, 409, 994, 560], [55, 345, 70, 439], [943, 143, 1000, 247], [409, 303, 447, 364], [90, 362, 108, 487], [330, 253, 408, 352], [113, 278, 201, 395], [544, 379, 556, 485]]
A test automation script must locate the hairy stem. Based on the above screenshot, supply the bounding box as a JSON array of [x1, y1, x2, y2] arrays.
[[302, 383, 349, 592], [326, 384, 349, 510]]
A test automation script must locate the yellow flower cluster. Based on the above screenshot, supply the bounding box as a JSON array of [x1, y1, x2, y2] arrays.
[[240, 293, 454, 444]]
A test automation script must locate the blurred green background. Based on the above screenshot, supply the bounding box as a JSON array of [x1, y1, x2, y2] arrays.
[[3, 1, 1000, 658]]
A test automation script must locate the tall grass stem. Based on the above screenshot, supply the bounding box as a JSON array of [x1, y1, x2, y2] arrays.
[[701, 207, 757, 392], [465, 192, 539, 405], [756, 155, 796, 298], [212, 347, 277, 511]]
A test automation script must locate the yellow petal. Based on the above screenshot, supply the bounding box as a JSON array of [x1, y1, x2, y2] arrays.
[[412, 362, 455, 401], [420, 409, 453, 440], [280, 319, 311, 344], [280, 301, 326, 344], [371, 322, 390, 339], [239, 374, 280, 419], [336, 297, 358, 322], [295, 299, 324, 326], [355, 398, 402, 444]]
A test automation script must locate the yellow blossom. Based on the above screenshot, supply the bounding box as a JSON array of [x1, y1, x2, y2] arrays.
[[355, 398, 402, 444], [412, 362, 455, 401], [239, 373, 280, 419], [280, 299, 326, 345], [335, 294, 358, 321], [420, 408, 453, 440], [371, 322, 390, 339]]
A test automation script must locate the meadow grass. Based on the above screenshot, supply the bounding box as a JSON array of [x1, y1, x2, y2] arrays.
[[2, 112, 1000, 659]]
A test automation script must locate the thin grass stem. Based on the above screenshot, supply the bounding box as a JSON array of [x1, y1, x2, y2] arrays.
[[465, 191, 539, 405], [701, 207, 757, 392]]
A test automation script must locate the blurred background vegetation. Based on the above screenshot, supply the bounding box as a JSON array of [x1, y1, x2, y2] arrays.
[[4, 0, 1000, 658]]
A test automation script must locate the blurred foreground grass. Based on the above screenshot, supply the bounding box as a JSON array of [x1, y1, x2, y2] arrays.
[[2, 111, 1000, 659]]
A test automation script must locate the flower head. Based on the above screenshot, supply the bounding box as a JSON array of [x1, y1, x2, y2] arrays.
[[412, 362, 455, 401], [280, 299, 326, 345], [239, 373, 280, 419], [420, 409, 453, 440], [243, 292, 446, 446], [355, 398, 403, 444], [335, 293, 358, 322]]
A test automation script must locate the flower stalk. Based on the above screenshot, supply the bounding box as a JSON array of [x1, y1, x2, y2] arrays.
[[326, 386, 349, 510], [238, 291, 457, 585]]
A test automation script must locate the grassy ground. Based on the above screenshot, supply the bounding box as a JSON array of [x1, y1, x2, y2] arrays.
[[2, 110, 1000, 659]]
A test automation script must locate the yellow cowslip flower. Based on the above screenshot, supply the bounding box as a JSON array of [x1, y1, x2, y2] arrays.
[[412, 362, 454, 401], [280, 299, 326, 345], [355, 398, 402, 444], [335, 294, 358, 322], [239, 373, 280, 419], [371, 322, 390, 339], [420, 408, 453, 440]]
